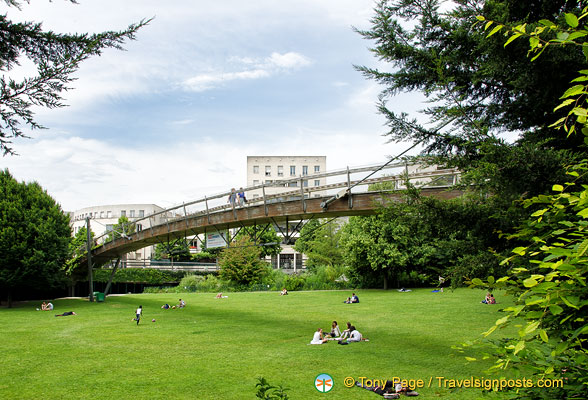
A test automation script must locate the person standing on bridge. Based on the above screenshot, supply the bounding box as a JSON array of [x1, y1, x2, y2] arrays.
[[228, 188, 237, 207], [238, 188, 246, 206]]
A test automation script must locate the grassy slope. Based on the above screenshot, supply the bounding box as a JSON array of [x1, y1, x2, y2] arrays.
[[0, 289, 513, 399]]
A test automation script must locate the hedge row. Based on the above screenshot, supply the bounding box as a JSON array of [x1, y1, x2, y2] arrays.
[[92, 268, 187, 284]]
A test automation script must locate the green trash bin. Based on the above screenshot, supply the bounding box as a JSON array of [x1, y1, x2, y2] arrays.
[[96, 292, 105, 302]]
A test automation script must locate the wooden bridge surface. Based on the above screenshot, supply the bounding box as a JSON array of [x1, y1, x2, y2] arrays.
[[91, 188, 462, 265]]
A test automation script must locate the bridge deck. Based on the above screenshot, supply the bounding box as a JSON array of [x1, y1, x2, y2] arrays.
[[90, 188, 462, 265]]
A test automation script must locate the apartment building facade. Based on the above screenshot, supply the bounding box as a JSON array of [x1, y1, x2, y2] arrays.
[[70, 204, 166, 264], [246, 156, 327, 271]]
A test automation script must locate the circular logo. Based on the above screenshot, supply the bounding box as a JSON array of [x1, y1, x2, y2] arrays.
[[315, 373, 334, 393]]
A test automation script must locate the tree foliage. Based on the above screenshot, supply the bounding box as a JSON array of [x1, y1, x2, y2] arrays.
[[153, 239, 191, 262], [293, 219, 343, 270], [356, 0, 584, 201], [0, 169, 71, 306], [461, 9, 588, 399], [340, 191, 507, 288], [235, 225, 282, 258], [0, 1, 149, 155], [356, 0, 585, 151], [106, 215, 136, 242], [218, 237, 268, 286]]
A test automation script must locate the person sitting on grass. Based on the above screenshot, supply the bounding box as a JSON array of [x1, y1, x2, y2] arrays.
[[216, 292, 223, 299], [310, 328, 327, 344], [339, 326, 368, 343], [348, 326, 363, 342], [41, 302, 47, 310], [340, 322, 352, 339], [343, 297, 351, 304], [351, 293, 359, 303], [280, 288, 288, 296], [178, 299, 186, 308], [161, 303, 170, 309], [46, 302, 54, 311], [325, 320, 341, 338], [481, 292, 497, 304], [55, 311, 76, 317]]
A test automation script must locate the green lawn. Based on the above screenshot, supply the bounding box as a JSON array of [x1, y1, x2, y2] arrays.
[[0, 289, 513, 399]]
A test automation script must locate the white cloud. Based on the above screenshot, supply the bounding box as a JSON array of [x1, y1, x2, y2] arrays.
[[183, 52, 312, 92]]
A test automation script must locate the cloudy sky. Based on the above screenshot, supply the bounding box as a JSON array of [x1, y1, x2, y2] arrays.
[[1, 0, 426, 211]]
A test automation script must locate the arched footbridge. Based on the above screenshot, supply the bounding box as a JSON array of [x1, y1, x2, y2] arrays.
[[80, 161, 463, 268]]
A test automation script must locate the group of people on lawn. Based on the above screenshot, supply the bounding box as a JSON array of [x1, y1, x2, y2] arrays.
[[161, 299, 186, 309], [310, 321, 366, 345]]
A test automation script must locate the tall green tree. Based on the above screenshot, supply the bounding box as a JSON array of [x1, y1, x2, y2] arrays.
[[356, 0, 582, 198], [293, 219, 343, 270], [106, 215, 136, 242], [340, 192, 507, 288], [462, 12, 588, 399], [235, 225, 282, 258], [0, 0, 149, 155], [218, 237, 268, 287], [0, 169, 71, 306], [153, 240, 191, 262]]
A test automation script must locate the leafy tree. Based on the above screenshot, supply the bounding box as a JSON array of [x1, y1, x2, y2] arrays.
[[153, 240, 191, 262], [0, 0, 149, 155], [356, 0, 583, 199], [106, 215, 135, 242], [0, 169, 71, 306], [462, 10, 588, 399], [65, 225, 94, 281], [340, 191, 507, 288], [293, 219, 343, 270], [356, 0, 584, 151], [235, 225, 282, 258], [218, 237, 268, 286]]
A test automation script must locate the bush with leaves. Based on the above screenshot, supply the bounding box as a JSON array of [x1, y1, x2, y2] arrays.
[[92, 268, 185, 285], [462, 9, 588, 398], [255, 377, 289, 400], [218, 237, 268, 286]]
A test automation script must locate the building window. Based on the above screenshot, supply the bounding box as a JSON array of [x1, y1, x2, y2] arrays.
[[302, 166, 308, 176], [288, 182, 298, 187], [303, 180, 308, 187], [314, 165, 320, 173], [137, 223, 143, 232], [100, 211, 104, 218], [253, 194, 259, 198], [290, 166, 296, 176], [130, 210, 135, 218], [107, 211, 112, 218], [314, 180, 320, 186], [265, 166, 271, 176], [121, 210, 126, 217], [277, 165, 283, 177], [139, 210, 144, 218], [135, 252, 142, 261], [253, 165, 259, 174], [253, 180, 259, 186], [106, 224, 114, 232]]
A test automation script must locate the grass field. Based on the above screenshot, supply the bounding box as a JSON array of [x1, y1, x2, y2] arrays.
[[0, 289, 514, 399]]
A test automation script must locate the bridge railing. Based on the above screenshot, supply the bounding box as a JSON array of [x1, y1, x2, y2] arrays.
[[82, 161, 460, 253]]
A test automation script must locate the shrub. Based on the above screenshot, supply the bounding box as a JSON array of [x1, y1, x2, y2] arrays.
[[282, 274, 306, 291], [179, 274, 205, 292]]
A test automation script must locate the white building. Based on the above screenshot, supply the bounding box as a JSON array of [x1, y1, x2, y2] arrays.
[[246, 156, 327, 271], [246, 155, 327, 200], [70, 204, 166, 265]]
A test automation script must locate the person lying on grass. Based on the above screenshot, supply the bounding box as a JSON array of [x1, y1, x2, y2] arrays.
[[55, 311, 76, 317]]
